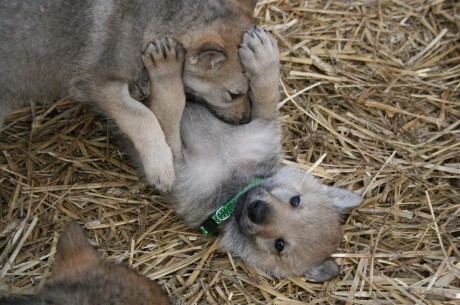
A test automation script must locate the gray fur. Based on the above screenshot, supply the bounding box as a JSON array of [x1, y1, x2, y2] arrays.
[[0, 1, 244, 104], [143, 28, 364, 280], [0, 0, 257, 191]]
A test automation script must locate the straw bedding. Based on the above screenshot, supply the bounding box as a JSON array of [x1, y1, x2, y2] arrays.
[[1, 0, 459, 304]]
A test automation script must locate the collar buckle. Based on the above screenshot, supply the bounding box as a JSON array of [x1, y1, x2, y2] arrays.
[[215, 205, 231, 222]]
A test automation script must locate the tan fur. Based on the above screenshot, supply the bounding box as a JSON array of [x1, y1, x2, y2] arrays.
[[0, 222, 171, 305], [142, 28, 363, 281], [229, 170, 347, 278], [98, 82, 176, 188], [173, 22, 252, 124], [141, 38, 186, 160]]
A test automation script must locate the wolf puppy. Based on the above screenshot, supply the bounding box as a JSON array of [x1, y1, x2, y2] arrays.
[[0, 222, 171, 305], [0, 0, 258, 191], [141, 28, 364, 280]]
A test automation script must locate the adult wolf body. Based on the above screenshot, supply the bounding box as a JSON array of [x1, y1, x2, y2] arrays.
[[142, 28, 364, 280], [0, 0, 257, 191]]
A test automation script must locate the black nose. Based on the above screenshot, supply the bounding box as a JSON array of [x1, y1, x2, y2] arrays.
[[248, 200, 268, 224]]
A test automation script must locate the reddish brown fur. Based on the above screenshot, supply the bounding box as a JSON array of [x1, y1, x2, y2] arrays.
[[0, 222, 171, 305]]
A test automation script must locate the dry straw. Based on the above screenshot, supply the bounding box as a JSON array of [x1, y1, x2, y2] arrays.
[[1, 0, 459, 304]]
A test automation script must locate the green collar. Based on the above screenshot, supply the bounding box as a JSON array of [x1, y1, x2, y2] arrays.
[[200, 178, 264, 236]]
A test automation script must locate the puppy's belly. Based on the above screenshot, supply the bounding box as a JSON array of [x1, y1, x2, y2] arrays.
[[229, 121, 281, 168], [175, 153, 226, 200], [180, 119, 280, 179]]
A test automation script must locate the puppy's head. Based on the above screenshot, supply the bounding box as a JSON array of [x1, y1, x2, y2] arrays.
[[173, 0, 258, 125], [221, 166, 363, 281], [44, 222, 171, 304]]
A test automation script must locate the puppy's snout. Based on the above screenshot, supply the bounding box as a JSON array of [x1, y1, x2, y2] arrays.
[[238, 110, 251, 125], [248, 200, 268, 224], [230, 94, 251, 125]]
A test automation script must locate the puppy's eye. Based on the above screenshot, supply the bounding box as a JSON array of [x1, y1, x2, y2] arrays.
[[229, 91, 244, 100], [289, 195, 300, 207], [275, 239, 285, 252]]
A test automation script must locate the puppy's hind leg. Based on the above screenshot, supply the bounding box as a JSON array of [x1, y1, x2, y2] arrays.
[[141, 36, 186, 162], [239, 27, 280, 120]]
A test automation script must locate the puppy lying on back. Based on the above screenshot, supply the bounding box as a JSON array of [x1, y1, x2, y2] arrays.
[[141, 28, 363, 280], [0, 222, 171, 305]]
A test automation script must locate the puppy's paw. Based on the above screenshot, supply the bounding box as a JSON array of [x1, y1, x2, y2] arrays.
[[141, 142, 175, 193], [141, 36, 185, 82], [239, 26, 279, 79]]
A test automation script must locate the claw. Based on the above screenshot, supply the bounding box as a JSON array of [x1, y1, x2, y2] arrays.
[[161, 41, 168, 58], [254, 31, 264, 44]]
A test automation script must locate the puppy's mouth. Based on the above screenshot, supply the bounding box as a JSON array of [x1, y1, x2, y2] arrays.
[[184, 91, 251, 125], [184, 92, 227, 122]]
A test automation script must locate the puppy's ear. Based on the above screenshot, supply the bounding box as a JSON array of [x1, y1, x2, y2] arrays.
[[189, 47, 227, 71], [325, 185, 363, 214], [304, 259, 340, 282], [229, 0, 257, 14], [51, 221, 100, 280]]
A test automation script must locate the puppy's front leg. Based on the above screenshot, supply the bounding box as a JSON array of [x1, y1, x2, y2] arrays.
[[239, 27, 280, 120], [141, 36, 186, 163], [96, 82, 174, 192]]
